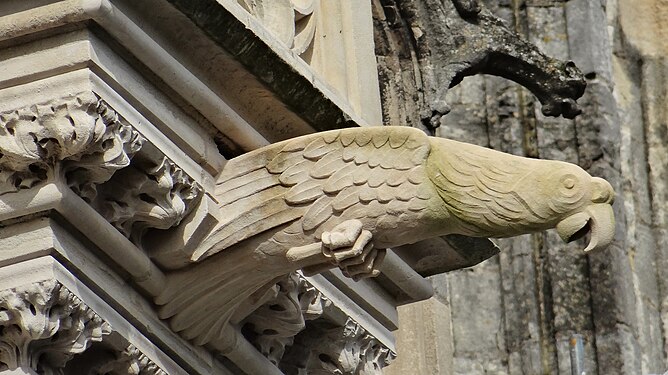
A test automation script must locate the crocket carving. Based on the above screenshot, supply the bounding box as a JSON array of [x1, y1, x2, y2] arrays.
[[155, 126, 615, 347]]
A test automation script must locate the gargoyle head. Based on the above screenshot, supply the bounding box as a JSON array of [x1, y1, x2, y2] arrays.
[[510, 162, 615, 252], [428, 138, 615, 252]]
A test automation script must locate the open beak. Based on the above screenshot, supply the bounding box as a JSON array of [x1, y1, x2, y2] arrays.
[[556, 203, 615, 252]]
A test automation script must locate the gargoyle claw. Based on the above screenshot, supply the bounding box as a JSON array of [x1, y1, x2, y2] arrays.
[[321, 219, 363, 249], [325, 230, 373, 263], [319, 220, 385, 280], [343, 248, 386, 281]]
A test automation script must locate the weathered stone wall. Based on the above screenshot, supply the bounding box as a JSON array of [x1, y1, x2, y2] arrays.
[[380, 0, 668, 373]]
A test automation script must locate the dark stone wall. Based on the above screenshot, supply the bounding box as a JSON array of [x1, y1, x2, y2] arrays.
[[378, 0, 668, 373]]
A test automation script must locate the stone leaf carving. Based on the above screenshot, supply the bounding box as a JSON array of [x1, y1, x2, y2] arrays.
[[238, 0, 317, 55], [64, 99, 144, 202], [84, 345, 167, 375], [156, 126, 615, 348], [124, 345, 168, 375], [240, 273, 393, 374], [92, 157, 202, 245], [281, 318, 395, 375], [241, 272, 329, 365], [0, 281, 112, 374], [0, 92, 143, 199]]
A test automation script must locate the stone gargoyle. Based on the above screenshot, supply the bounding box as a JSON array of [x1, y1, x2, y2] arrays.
[[155, 126, 615, 347], [375, 0, 586, 130]]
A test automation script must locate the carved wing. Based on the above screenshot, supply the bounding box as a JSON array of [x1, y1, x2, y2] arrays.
[[200, 126, 433, 259]]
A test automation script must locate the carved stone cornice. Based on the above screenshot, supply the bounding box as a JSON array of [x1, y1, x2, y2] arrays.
[[0, 280, 111, 374], [0, 92, 143, 200]]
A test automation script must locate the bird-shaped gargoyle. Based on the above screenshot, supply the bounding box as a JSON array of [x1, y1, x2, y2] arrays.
[[155, 126, 615, 347]]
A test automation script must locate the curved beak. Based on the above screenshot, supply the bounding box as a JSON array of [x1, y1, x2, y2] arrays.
[[556, 203, 615, 252]]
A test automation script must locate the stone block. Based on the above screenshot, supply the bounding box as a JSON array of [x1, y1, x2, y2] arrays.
[[565, 0, 614, 83], [448, 260, 507, 355], [526, 5, 569, 61], [385, 297, 454, 375]]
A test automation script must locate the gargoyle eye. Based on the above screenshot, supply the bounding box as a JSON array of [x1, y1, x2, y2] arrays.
[[562, 176, 576, 189]]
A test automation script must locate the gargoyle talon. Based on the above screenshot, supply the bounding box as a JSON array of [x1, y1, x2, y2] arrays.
[[338, 242, 374, 267], [331, 230, 373, 263], [348, 249, 386, 281], [321, 219, 364, 257], [344, 248, 378, 278], [319, 220, 384, 280]]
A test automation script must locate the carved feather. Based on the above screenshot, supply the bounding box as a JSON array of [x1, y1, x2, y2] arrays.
[[285, 180, 324, 205], [205, 126, 433, 258], [302, 195, 334, 231]]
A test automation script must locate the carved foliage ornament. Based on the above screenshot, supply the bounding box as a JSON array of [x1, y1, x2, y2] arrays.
[[0, 92, 202, 245], [242, 272, 329, 365], [0, 281, 111, 374], [86, 345, 168, 375], [92, 156, 202, 245], [0, 92, 143, 200], [281, 318, 395, 375], [0, 281, 168, 375], [241, 273, 394, 373]]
